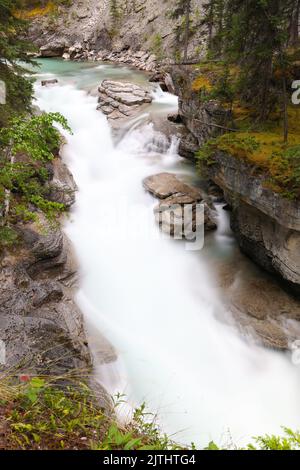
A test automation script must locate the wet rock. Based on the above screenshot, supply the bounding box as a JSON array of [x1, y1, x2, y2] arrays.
[[178, 131, 199, 161], [208, 152, 300, 295], [0, 224, 91, 374], [143, 172, 203, 200], [39, 43, 65, 58], [41, 79, 58, 87], [154, 194, 217, 236], [167, 113, 182, 124], [230, 278, 300, 350], [68, 42, 84, 59], [143, 173, 217, 237], [164, 73, 176, 95], [47, 158, 77, 208], [97, 80, 152, 124], [149, 71, 168, 91]]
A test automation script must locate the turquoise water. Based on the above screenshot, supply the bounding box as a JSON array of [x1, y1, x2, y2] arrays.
[[33, 58, 151, 91]]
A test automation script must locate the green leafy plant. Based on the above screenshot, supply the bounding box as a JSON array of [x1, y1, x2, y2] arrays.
[[0, 112, 72, 246], [0, 375, 299, 450]]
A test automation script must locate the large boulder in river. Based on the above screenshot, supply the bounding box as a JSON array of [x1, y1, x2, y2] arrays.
[[154, 194, 217, 237], [97, 80, 152, 125], [143, 173, 217, 236], [39, 42, 66, 57], [143, 172, 203, 200]]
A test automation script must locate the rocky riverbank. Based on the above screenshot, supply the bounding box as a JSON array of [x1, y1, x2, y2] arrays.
[[26, 0, 206, 63], [0, 156, 91, 375], [0, 142, 112, 407], [0, 149, 91, 375], [171, 67, 300, 297]]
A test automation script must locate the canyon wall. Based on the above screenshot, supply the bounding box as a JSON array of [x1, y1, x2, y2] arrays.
[[172, 67, 300, 296], [27, 0, 206, 60], [0, 156, 93, 375]]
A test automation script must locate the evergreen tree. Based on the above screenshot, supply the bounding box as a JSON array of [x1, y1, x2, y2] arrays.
[[288, 0, 300, 45], [0, 0, 35, 126], [110, 0, 121, 34], [171, 0, 193, 62], [202, 0, 299, 130]]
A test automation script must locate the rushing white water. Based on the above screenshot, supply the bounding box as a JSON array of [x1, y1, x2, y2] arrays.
[[35, 64, 300, 447]]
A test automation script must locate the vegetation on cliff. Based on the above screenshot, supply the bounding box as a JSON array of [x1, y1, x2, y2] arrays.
[[192, 0, 300, 198], [0, 113, 72, 248], [0, 1, 71, 248], [0, 0, 36, 126]]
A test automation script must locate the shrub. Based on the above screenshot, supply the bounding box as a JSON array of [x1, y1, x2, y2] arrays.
[[0, 113, 72, 243]]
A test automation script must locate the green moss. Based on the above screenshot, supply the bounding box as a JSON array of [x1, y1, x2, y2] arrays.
[[196, 123, 300, 199]]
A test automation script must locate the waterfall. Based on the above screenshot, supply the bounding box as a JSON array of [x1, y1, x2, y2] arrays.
[[34, 65, 300, 448]]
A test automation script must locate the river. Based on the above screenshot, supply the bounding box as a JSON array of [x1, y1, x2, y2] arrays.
[[34, 58, 300, 447]]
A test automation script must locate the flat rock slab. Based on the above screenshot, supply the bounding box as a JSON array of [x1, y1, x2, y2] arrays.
[[97, 80, 152, 123], [143, 172, 203, 200]]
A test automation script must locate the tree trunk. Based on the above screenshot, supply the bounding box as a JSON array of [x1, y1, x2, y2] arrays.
[[289, 0, 300, 46], [183, 0, 191, 62], [207, 2, 214, 49], [282, 76, 288, 144]]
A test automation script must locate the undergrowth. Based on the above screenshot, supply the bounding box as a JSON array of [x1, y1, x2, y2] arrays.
[[0, 375, 299, 450], [0, 375, 182, 450]]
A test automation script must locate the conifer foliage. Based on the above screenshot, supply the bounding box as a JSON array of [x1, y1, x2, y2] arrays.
[[202, 0, 300, 123], [0, 0, 35, 126]]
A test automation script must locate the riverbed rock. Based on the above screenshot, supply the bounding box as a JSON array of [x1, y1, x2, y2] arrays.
[[97, 80, 152, 125], [143, 173, 217, 236], [154, 194, 217, 237], [167, 112, 182, 124], [214, 254, 300, 349], [143, 172, 203, 200], [149, 71, 175, 94], [0, 220, 91, 375], [41, 79, 58, 87], [46, 158, 77, 208], [39, 43, 66, 58]]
